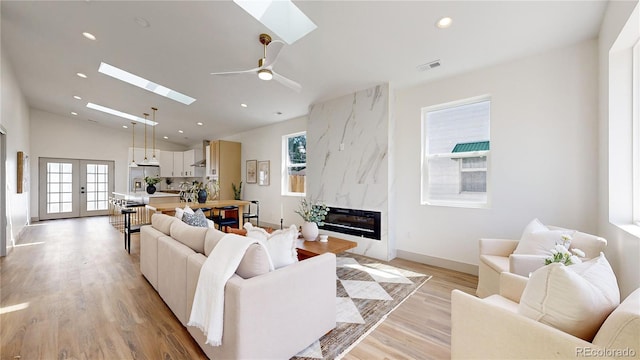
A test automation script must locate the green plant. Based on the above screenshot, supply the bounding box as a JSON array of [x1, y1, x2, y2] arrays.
[[144, 176, 161, 186], [165, 177, 173, 186], [232, 181, 242, 200], [295, 199, 329, 225]]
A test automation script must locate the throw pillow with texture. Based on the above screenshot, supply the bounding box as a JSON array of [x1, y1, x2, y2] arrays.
[[513, 218, 575, 256], [175, 205, 194, 221], [518, 253, 620, 341], [246, 223, 298, 269], [182, 209, 209, 228]]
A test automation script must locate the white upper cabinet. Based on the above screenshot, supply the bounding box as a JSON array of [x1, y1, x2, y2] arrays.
[[159, 150, 174, 177]]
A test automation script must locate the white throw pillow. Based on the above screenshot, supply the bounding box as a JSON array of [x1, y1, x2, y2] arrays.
[[518, 253, 620, 341], [246, 224, 298, 269], [513, 218, 574, 255], [174, 205, 194, 221]]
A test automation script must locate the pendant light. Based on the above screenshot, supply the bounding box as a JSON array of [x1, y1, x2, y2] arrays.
[[149, 107, 160, 165], [129, 122, 138, 167], [141, 112, 150, 165]]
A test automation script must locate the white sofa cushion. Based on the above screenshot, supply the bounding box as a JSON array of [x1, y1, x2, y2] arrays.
[[245, 223, 298, 269], [513, 218, 574, 256], [151, 213, 178, 235], [170, 219, 208, 254], [518, 253, 620, 341], [235, 243, 272, 279]]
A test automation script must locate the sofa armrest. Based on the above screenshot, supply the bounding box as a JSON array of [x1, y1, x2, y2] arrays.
[[222, 253, 336, 359], [499, 272, 529, 303], [479, 238, 519, 256], [451, 290, 600, 359], [509, 253, 547, 277]]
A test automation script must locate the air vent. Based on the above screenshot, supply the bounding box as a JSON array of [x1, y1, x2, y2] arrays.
[[417, 60, 441, 72]]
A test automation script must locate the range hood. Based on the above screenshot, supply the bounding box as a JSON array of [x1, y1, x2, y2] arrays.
[[190, 140, 209, 167]]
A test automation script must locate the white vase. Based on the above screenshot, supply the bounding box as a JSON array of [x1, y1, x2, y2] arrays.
[[301, 222, 319, 241]]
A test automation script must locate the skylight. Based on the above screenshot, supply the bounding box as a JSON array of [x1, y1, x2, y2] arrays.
[[98, 62, 196, 105], [233, 0, 317, 44], [86, 102, 158, 126]]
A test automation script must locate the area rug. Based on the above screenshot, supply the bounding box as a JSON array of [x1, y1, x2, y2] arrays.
[[292, 253, 431, 360]]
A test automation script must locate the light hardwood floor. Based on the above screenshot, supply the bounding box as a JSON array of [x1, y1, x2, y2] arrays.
[[1, 217, 477, 359]]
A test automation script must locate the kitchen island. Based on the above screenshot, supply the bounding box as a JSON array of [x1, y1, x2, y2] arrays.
[[112, 191, 180, 205]]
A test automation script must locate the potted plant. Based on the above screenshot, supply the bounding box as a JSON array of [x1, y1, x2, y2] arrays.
[[232, 181, 243, 200], [295, 199, 329, 241], [144, 176, 161, 194]]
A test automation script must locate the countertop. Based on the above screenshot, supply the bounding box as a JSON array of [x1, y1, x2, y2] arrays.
[[112, 191, 181, 204]]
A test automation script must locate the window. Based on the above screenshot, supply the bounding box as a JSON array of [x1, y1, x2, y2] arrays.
[[421, 96, 491, 207], [282, 131, 306, 196], [633, 40, 640, 225]]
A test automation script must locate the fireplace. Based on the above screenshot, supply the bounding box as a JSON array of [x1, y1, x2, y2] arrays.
[[319, 207, 381, 240]]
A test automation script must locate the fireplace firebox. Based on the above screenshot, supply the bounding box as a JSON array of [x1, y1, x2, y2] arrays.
[[319, 206, 381, 240]]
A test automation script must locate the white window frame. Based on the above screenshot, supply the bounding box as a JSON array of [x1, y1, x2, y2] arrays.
[[282, 131, 306, 197], [421, 95, 491, 208], [633, 40, 640, 226]]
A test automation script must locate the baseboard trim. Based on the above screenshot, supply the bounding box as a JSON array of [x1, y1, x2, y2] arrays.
[[395, 249, 479, 276]]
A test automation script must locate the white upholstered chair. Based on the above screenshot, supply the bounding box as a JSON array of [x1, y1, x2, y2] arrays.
[[476, 226, 607, 298], [453, 272, 640, 359]]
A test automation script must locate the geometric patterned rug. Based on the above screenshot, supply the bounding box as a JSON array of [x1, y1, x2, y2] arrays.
[[292, 253, 431, 359]]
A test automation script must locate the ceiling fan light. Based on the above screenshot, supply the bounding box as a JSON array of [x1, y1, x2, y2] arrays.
[[258, 69, 273, 81]]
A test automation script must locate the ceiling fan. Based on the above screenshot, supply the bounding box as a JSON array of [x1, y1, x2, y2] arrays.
[[210, 33, 302, 93]]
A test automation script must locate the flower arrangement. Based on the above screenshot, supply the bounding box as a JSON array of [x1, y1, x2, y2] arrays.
[[144, 176, 161, 186], [545, 235, 586, 266], [295, 199, 329, 225]]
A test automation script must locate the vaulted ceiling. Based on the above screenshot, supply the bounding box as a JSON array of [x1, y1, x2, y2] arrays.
[[1, 1, 607, 146]]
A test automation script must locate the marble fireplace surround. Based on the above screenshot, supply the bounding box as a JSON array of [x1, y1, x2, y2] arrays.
[[307, 84, 393, 260]]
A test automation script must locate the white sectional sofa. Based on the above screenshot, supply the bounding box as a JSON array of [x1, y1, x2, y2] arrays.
[[140, 213, 336, 359]]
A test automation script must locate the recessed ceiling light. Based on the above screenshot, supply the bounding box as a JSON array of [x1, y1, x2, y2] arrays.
[[82, 32, 96, 41], [98, 62, 196, 105], [77, 72, 88, 78], [86, 102, 158, 125], [196, 122, 204, 126], [73, 95, 82, 100], [436, 17, 453, 29], [71, 112, 78, 116], [178, 130, 184, 134], [240, 103, 248, 108], [163, 136, 169, 139], [275, 111, 283, 115], [122, 125, 128, 129]]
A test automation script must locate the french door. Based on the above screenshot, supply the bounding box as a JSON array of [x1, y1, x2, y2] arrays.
[[38, 158, 114, 220]]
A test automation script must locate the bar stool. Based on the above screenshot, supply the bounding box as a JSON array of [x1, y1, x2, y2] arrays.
[[211, 206, 239, 232]]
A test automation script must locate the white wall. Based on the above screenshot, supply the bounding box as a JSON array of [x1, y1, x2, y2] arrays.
[[224, 116, 307, 228], [598, 0, 640, 299], [393, 39, 599, 273], [1, 43, 31, 251], [29, 109, 185, 219]]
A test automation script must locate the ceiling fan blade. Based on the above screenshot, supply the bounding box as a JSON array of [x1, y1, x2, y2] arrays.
[[210, 68, 259, 76], [263, 40, 285, 68], [272, 71, 302, 93]]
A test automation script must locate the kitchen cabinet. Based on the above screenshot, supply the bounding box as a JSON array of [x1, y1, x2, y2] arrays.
[[159, 150, 174, 177], [209, 140, 241, 200], [183, 149, 195, 177], [173, 152, 184, 177]]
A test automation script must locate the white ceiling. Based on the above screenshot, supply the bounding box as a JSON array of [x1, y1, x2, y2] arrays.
[[1, 1, 607, 147]]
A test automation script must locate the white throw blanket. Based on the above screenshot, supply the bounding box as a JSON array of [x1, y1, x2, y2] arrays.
[[187, 233, 271, 346]]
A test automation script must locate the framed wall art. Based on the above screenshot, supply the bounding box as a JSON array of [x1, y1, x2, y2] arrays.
[[258, 160, 270, 186], [246, 160, 257, 184]]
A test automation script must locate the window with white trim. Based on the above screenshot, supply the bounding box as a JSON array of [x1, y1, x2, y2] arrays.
[[282, 131, 306, 196], [421, 96, 491, 207], [633, 40, 640, 225]]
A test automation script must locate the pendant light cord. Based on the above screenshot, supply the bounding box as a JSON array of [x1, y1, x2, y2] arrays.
[[151, 107, 158, 159], [143, 113, 149, 161]]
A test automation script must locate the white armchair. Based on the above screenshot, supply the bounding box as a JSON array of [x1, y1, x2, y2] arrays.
[[476, 227, 607, 298], [453, 273, 640, 359]]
